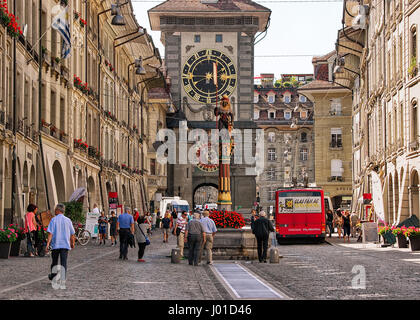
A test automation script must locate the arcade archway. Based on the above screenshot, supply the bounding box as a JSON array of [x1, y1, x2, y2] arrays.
[[193, 183, 218, 209]]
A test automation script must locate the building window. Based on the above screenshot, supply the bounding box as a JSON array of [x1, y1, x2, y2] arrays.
[[269, 111, 275, 119], [330, 98, 342, 115], [150, 159, 156, 175], [300, 132, 307, 142], [299, 95, 307, 102], [268, 132, 275, 143], [300, 111, 307, 119], [330, 128, 342, 148], [284, 95, 291, 103], [284, 111, 291, 120], [267, 168, 276, 181], [254, 110, 259, 120], [331, 159, 343, 178], [215, 34, 223, 43], [268, 95, 275, 103], [413, 101, 418, 143], [268, 148, 276, 161], [267, 187, 276, 201], [194, 34, 201, 43], [300, 148, 308, 161]]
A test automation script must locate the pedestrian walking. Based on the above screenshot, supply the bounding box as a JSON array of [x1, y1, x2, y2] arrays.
[[185, 212, 206, 266], [109, 211, 118, 246], [199, 210, 217, 265], [97, 212, 108, 245], [350, 212, 359, 238], [46, 203, 75, 289], [251, 211, 274, 263], [161, 211, 172, 243], [151, 211, 157, 231], [133, 208, 140, 223], [175, 211, 188, 259], [171, 208, 178, 234], [145, 211, 152, 235], [334, 209, 343, 238], [250, 209, 257, 228], [24, 204, 39, 257], [134, 216, 149, 262], [342, 210, 351, 243], [326, 209, 334, 237], [117, 206, 135, 260]]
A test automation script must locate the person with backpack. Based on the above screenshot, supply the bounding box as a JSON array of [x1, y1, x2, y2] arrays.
[[251, 211, 274, 263]]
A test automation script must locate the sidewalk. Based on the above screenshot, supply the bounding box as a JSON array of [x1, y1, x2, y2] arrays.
[[325, 233, 420, 261]]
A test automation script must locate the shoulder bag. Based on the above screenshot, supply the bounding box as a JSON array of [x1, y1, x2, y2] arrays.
[[139, 225, 151, 245]]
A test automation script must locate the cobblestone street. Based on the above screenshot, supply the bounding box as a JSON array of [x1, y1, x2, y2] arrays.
[[1, 231, 420, 300], [0, 230, 230, 300], [243, 235, 420, 300]]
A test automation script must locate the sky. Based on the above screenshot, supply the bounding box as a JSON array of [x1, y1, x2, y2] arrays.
[[131, 0, 343, 81]]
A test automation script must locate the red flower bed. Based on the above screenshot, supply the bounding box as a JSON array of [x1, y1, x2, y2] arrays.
[[209, 210, 245, 229]]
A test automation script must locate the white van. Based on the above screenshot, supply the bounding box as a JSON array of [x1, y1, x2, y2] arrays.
[[159, 197, 190, 218]]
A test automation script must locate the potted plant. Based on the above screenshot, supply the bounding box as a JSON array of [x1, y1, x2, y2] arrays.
[[8, 224, 25, 256], [391, 226, 408, 248], [35, 226, 48, 257], [378, 225, 396, 245], [0, 227, 17, 259], [404, 227, 420, 251]]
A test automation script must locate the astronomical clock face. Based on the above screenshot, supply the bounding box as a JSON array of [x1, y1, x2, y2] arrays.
[[182, 49, 237, 104]]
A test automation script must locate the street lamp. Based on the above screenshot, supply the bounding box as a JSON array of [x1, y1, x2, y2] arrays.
[[110, 0, 126, 26]]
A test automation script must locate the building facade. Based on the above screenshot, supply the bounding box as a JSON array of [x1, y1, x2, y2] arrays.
[[0, 0, 169, 228], [299, 52, 353, 210], [149, 0, 271, 213], [254, 74, 315, 213], [335, 0, 420, 224]]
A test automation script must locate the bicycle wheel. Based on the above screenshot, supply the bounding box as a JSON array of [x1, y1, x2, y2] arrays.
[[78, 229, 91, 246]]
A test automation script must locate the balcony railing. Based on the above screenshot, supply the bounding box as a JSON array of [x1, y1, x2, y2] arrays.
[[329, 142, 343, 148], [328, 176, 344, 182]]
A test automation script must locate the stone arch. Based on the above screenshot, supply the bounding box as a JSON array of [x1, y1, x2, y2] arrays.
[[410, 169, 419, 221], [29, 165, 36, 205], [193, 182, 218, 209], [77, 169, 84, 189], [122, 184, 128, 206], [387, 174, 394, 225], [87, 176, 96, 210], [394, 171, 399, 225], [22, 161, 29, 210], [52, 160, 66, 204]]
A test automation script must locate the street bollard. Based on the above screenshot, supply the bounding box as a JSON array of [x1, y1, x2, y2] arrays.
[[171, 248, 181, 264], [269, 247, 280, 263]]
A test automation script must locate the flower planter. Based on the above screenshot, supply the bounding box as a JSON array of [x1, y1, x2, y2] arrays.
[[381, 231, 396, 245], [409, 235, 420, 251], [396, 233, 408, 248], [9, 240, 21, 256], [0, 242, 11, 259]]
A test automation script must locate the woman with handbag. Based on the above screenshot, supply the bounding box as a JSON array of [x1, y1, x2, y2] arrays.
[[134, 216, 150, 262]]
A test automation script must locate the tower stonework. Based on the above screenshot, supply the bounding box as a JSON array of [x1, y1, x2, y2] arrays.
[[149, 0, 271, 213]]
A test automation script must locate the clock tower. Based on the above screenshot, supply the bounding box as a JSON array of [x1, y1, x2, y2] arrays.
[[149, 0, 271, 212]]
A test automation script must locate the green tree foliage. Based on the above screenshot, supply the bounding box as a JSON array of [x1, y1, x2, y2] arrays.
[[64, 201, 85, 223]]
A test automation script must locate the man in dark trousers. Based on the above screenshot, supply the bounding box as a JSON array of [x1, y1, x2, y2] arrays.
[[251, 211, 274, 263]]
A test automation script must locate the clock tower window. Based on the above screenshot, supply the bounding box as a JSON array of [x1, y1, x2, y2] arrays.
[[215, 34, 223, 43], [194, 35, 201, 43]]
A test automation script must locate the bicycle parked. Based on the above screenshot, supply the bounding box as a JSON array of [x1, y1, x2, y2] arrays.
[[73, 223, 91, 246]]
